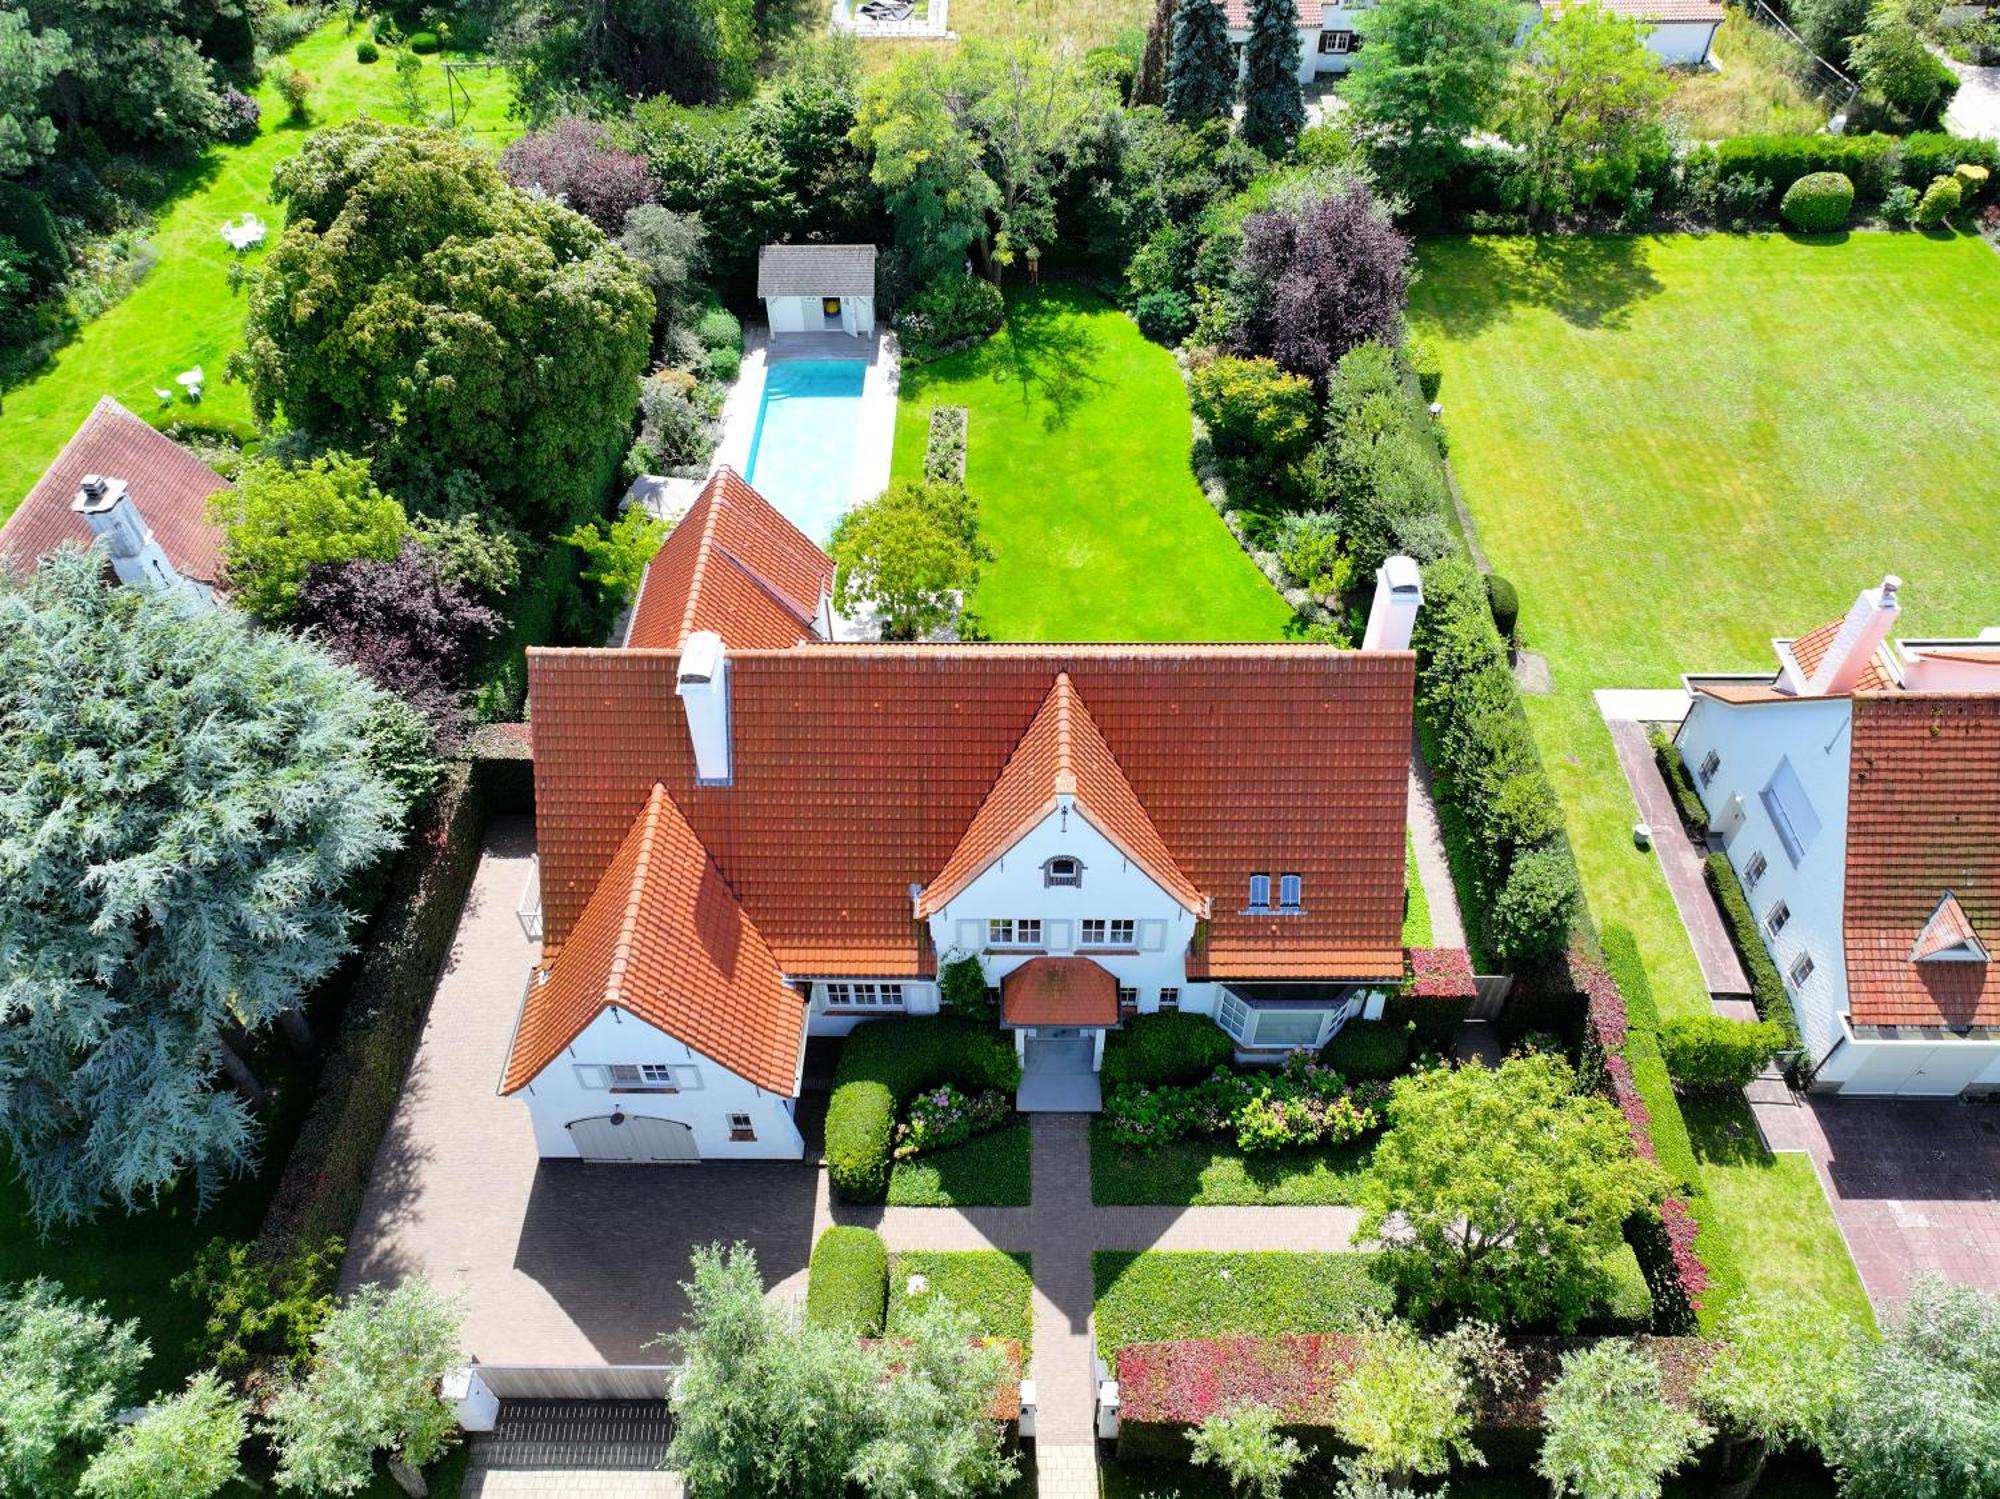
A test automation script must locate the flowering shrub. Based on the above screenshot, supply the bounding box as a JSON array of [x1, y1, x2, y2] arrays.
[[894, 1084, 1009, 1160], [1407, 945, 1476, 998], [217, 86, 261, 144], [1101, 1054, 1389, 1155]]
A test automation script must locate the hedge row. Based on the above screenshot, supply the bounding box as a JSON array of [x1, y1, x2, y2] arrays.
[[1387, 945, 1477, 1047], [807, 1226, 889, 1335], [258, 763, 489, 1260], [827, 1017, 1022, 1202], [1702, 853, 1803, 1052], [1099, 1011, 1235, 1088], [1699, 131, 2000, 209], [1647, 729, 1708, 836]]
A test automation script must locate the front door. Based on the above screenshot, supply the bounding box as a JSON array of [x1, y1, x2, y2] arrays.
[[567, 1113, 700, 1162]]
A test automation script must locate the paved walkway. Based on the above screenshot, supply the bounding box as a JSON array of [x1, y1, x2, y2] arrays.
[[1407, 729, 1467, 949], [1603, 716, 1751, 996], [1943, 51, 2000, 141]]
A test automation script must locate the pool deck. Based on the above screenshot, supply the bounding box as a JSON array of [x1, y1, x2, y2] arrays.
[[712, 324, 899, 524]]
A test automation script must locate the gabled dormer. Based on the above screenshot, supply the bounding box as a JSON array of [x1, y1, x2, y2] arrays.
[[1911, 891, 1991, 965]]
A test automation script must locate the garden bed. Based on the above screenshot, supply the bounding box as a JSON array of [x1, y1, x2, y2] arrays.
[[888, 1251, 1034, 1352], [887, 1123, 1032, 1207]]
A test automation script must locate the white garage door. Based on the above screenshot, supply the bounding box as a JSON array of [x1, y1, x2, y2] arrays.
[[1837, 1045, 1986, 1098], [567, 1113, 699, 1162]]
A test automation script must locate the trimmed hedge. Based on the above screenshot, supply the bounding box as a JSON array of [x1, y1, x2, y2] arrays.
[[1391, 946, 1478, 1050], [1659, 1014, 1786, 1092], [1100, 1012, 1235, 1088], [1599, 924, 1659, 1033], [1780, 172, 1854, 232], [1702, 853, 1801, 1050], [1485, 573, 1519, 640], [1915, 173, 1963, 226], [258, 764, 488, 1259], [1711, 134, 1897, 205], [807, 1226, 888, 1335], [1584, 1242, 1656, 1334], [1318, 1018, 1410, 1080], [1648, 728, 1708, 835], [827, 1018, 1021, 1202], [1897, 130, 2000, 190], [466, 722, 534, 812]]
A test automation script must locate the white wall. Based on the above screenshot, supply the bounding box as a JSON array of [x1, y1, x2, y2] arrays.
[[923, 803, 1210, 1019], [1224, 16, 1366, 80], [764, 294, 875, 336], [806, 980, 940, 1038], [1676, 695, 1854, 1068], [1816, 1023, 2000, 1096], [514, 1007, 805, 1161]]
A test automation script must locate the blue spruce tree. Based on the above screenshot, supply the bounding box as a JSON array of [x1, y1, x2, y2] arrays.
[[1241, 0, 1306, 152], [1165, 0, 1235, 127]]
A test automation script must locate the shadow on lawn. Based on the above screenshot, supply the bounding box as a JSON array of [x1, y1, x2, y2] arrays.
[[1422, 234, 1666, 339], [1680, 1091, 1772, 1169], [989, 286, 1108, 433]]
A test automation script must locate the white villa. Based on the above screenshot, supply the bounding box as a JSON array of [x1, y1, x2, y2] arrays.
[[1675, 574, 2000, 1098], [757, 243, 876, 339], [502, 469, 1424, 1161]]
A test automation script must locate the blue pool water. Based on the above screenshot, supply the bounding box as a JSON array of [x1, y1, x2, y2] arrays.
[[744, 359, 867, 542]]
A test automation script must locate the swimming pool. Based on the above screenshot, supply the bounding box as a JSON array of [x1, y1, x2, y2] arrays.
[[744, 359, 867, 543]]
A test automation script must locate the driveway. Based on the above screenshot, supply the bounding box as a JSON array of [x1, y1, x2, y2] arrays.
[[1943, 53, 2000, 142], [1755, 1092, 2000, 1307]]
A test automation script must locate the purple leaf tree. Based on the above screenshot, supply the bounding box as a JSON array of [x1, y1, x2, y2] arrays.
[[1234, 185, 1412, 385], [501, 118, 659, 234]]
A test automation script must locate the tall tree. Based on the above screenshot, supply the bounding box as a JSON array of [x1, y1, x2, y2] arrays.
[[960, 38, 1117, 268], [1345, 0, 1519, 197], [238, 121, 654, 534], [0, 549, 421, 1225], [1239, 0, 1305, 153], [1538, 1342, 1710, 1499], [79, 1372, 246, 1499], [852, 54, 999, 283], [1136, 0, 1177, 105], [1695, 1292, 1862, 1496], [0, 8, 68, 177], [1164, 0, 1235, 126], [0, 1278, 149, 1497], [1499, 0, 1671, 220], [1231, 181, 1411, 384], [22, 0, 234, 152]]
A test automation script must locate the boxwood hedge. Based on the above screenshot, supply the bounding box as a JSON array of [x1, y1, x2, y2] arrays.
[[1702, 853, 1801, 1051], [806, 1226, 888, 1335], [1317, 1018, 1410, 1080], [1780, 172, 1855, 232], [1099, 1012, 1234, 1088], [827, 1017, 1021, 1202]]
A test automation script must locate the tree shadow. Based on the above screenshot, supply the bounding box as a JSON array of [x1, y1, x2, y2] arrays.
[[1681, 1092, 1771, 1170], [986, 286, 1109, 434], [1421, 234, 1668, 342]]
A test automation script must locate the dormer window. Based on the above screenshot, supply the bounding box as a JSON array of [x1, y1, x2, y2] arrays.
[[1279, 874, 1303, 910], [1044, 856, 1082, 888], [1247, 873, 1271, 910]]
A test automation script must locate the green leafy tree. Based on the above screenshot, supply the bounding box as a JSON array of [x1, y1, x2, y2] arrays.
[[1500, 1, 1672, 219], [238, 121, 654, 535], [831, 479, 987, 642], [959, 39, 1117, 268], [853, 55, 1000, 283], [0, 8, 68, 176], [0, 551, 422, 1224], [78, 1372, 245, 1499], [1190, 1402, 1302, 1498], [1165, 0, 1235, 126], [1695, 1292, 1862, 1495], [617, 202, 707, 333], [1346, 0, 1518, 196], [1849, 10, 1956, 121], [1332, 1314, 1501, 1485], [1538, 1341, 1710, 1499], [210, 452, 407, 620], [564, 504, 674, 608], [407, 510, 524, 602], [1786, 0, 1871, 63], [847, 1294, 1019, 1498], [0, 1278, 149, 1497], [22, 0, 223, 152], [1240, 0, 1306, 152], [1827, 1275, 2000, 1499], [1357, 1054, 1664, 1329], [265, 1280, 463, 1498], [174, 1236, 343, 1383]]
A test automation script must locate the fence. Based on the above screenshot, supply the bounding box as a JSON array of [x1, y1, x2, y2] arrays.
[[1741, 0, 1862, 119]]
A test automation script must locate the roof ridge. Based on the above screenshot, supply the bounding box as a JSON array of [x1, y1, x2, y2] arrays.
[[1052, 671, 1077, 797], [604, 783, 667, 1006], [676, 480, 728, 645]]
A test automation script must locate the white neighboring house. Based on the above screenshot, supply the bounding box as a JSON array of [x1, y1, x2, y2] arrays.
[[502, 470, 1425, 1161], [1218, 0, 1720, 81], [1675, 575, 2000, 1098], [757, 243, 876, 339]]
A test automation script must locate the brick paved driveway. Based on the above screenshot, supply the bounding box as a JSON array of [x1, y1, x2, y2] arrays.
[[1757, 1092, 2000, 1305]]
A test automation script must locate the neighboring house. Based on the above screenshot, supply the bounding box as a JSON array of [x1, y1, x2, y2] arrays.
[[1675, 575, 2000, 1097], [503, 470, 1424, 1161], [0, 395, 227, 602], [1219, 0, 1720, 80], [757, 243, 876, 340]]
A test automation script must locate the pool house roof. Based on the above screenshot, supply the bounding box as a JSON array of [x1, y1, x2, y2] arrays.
[[757, 243, 877, 300]]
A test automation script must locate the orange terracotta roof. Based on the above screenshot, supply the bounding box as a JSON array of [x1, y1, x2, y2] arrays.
[[1787, 617, 1897, 694], [1002, 957, 1120, 1026], [0, 397, 227, 584], [502, 783, 805, 1095], [919, 673, 1204, 918], [1844, 695, 2000, 1028], [528, 645, 1413, 984], [1548, 0, 1722, 21], [625, 468, 832, 650], [1222, 0, 1323, 26]]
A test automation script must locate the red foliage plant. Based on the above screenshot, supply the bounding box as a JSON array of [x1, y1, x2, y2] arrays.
[[1232, 184, 1412, 385], [501, 117, 659, 234], [1406, 945, 1476, 999]]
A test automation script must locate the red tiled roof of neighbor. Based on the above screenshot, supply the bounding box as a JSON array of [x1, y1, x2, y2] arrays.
[[0, 396, 228, 584], [625, 468, 832, 650], [1547, 0, 1723, 20], [919, 673, 1205, 919], [1002, 957, 1120, 1027], [1221, 0, 1323, 27], [1844, 694, 2000, 1029], [502, 782, 805, 1095], [1788, 616, 1898, 694], [528, 645, 1413, 985]]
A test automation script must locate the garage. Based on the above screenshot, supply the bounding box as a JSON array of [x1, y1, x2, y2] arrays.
[[1821, 1036, 2000, 1097], [567, 1113, 700, 1162]]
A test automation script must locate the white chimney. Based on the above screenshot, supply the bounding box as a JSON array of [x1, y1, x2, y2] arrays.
[[1361, 555, 1424, 652], [1807, 575, 1901, 696], [676, 630, 732, 784], [71, 474, 192, 599]]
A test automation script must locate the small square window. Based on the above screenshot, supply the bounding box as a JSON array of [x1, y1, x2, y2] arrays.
[[1247, 874, 1271, 910], [728, 1112, 756, 1140], [1789, 952, 1815, 987], [1158, 987, 1181, 1011], [987, 919, 1013, 946], [1279, 874, 1302, 910], [1117, 986, 1139, 1010], [1110, 919, 1136, 945], [1081, 919, 1107, 945], [1698, 749, 1720, 787], [1744, 851, 1768, 890], [1018, 919, 1042, 946], [1766, 901, 1790, 937]]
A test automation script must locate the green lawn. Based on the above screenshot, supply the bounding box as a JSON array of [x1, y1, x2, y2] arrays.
[[0, 21, 519, 514], [887, 1122, 1033, 1207], [1090, 1125, 1377, 1207], [1092, 1251, 1392, 1358], [1408, 230, 2000, 1322], [1402, 830, 1432, 946], [888, 1251, 1034, 1353], [890, 284, 1294, 644]]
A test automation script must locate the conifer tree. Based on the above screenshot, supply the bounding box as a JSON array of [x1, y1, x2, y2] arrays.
[[1164, 0, 1235, 127], [1137, 0, 1178, 105], [1240, 0, 1306, 153]]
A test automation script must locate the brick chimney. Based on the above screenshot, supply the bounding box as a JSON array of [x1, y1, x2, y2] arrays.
[[676, 630, 732, 784], [1806, 575, 1901, 696], [1362, 555, 1424, 652], [71, 474, 192, 599]]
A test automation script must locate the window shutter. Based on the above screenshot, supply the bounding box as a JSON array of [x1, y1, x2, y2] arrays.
[[673, 1065, 703, 1091], [1046, 919, 1073, 952], [1138, 919, 1167, 951], [573, 1065, 609, 1090], [956, 919, 984, 953]]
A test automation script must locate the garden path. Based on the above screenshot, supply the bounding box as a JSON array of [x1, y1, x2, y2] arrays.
[[1407, 728, 1466, 949], [812, 1114, 1366, 1499]]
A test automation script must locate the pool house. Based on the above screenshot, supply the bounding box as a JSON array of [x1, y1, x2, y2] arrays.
[[757, 243, 877, 340]]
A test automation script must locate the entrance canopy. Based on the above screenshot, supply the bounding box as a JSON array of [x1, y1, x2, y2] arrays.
[[1002, 956, 1119, 1028]]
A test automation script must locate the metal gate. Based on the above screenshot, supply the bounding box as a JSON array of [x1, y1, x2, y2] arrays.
[[1469, 974, 1513, 1022], [567, 1114, 699, 1163]]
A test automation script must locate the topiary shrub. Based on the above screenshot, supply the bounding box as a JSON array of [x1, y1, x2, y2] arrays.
[[806, 1226, 887, 1334], [1099, 1012, 1235, 1088], [1134, 289, 1192, 345], [407, 29, 440, 52], [1407, 335, 1443, 402], [1915, 173, 1963, 226], [1485, 574, 1519, 642], [1780, 171, 1855, 232], [894, 273, 1004, 364], [356, 40, 379, 63], [1318, 1018, 1411, 1080], [1487, 846, 1581, 961], [1954, 161, 1990, 202], [826, 1018, 1022, 1202], [1658, 1014, 1787, 1092], [695, 305, 741, 352]]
